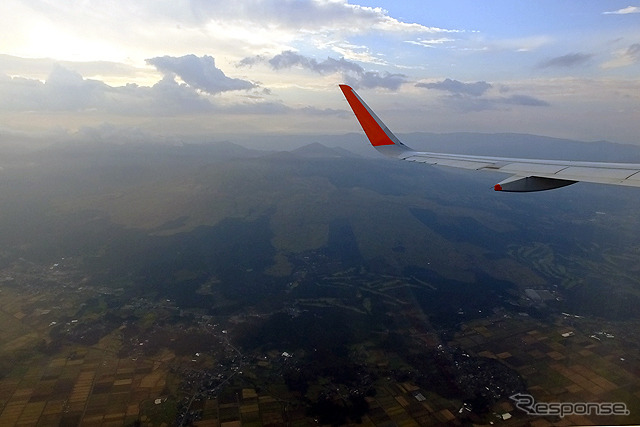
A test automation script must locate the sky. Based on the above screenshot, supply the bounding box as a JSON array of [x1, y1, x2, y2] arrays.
[[0, 0, 639, 147]]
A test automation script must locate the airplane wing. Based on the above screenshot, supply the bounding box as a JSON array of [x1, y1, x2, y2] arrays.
[[339, 84, 640, 192]]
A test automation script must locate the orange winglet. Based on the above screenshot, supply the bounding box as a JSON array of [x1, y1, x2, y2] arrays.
[[339, 85, 395, 146]]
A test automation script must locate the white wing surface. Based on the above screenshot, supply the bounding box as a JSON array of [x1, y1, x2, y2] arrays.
[[340, 84, 640, 192]]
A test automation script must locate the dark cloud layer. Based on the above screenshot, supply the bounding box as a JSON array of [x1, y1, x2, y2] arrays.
[[625, 44, 640, 62], [537, 52, 593, 68], [147, 55, 255, 94], [417, 78, 549, 112], [240, 51, 407, 90], [267, 51, 363, 74], [416, 78, 491, 96], [441, 95, 549, 112]]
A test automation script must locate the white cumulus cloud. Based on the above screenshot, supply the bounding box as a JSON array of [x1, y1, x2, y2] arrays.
[[147, 55, 255, 94], [603, 6, 640, 14]]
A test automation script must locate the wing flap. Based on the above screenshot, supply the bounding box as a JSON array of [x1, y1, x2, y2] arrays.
[[495, 176, 577, 192], [498, 162, 568, 175]]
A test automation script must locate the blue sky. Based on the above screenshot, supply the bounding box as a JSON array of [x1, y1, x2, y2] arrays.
[[358, 1, 638, 40], [0, 1, 639, 147]]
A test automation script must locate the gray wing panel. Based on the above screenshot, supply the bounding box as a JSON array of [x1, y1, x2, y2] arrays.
[[403, 152, 640, 188]]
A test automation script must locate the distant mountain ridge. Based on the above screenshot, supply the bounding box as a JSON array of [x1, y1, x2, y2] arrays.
[[6, 132, 640, 165], [227, 132, 640, 163]]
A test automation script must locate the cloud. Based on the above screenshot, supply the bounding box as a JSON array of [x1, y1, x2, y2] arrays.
[[0, 67, 218, 116], [0, 55, 261, 115], [475, 35, 552, 53], [267, 51, 363, 74], [0, 65, 111, 112], [139, 75, 216, 115], [405, 38, 456, 48], [416, 78, 491, 96], [240, 51, 407, 90], [0, 61, 347, 120], [537, 52, 593, 68], [602, 43, 640, 68], [603, 6, 640, 14], [500, 95, 549, 107], [0, 54, 142, 82], [22, 0, 461, 39], [627, 43, 640, 60], [320, 41, 387, 65], [146, 55, 255, 94], [417, 78, 549, 112], [3, 1, 467, 77], [189, 0, 459, 35], [352, 72, 407, 90], [439, 94, 549, 112], [0, 62, 231, 116]]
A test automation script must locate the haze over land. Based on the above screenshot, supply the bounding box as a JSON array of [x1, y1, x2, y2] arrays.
[[0, 140, 640, 424], [4, 136, 640, 316]]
